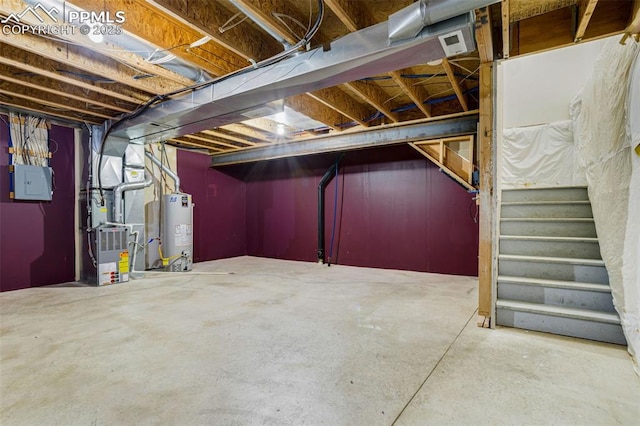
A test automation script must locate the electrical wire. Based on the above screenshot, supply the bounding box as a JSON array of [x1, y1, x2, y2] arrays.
[[96, 0, 325, 205]]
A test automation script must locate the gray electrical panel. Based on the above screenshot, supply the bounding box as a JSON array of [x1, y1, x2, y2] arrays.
[[94, 226, 130, 286], [11, 164, 53, 201]]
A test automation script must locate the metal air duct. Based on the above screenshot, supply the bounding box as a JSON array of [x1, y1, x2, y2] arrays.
[[109, 8, 478, 143]]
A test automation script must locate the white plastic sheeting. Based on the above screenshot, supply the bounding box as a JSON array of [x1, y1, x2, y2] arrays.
[[570, 39, 640, 370], [502, 120, 586, 188]]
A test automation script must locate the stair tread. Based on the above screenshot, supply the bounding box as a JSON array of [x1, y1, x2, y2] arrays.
[[500, 235, 598, 243], [502, 186, 588, 191], [502, 200, 591, 206], [496, 300, 621, 324], [497, 275, 611, 292], [499, 254, 605, 266], [501, 217, 594, 222]]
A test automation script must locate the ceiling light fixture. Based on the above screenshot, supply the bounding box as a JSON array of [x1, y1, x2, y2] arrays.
[[276, 123, 285, 135], [427, 59, 443, 66]]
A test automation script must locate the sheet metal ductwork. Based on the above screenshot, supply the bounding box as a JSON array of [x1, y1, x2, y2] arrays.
[[389, 0, 498, 43], [108, 0, 492, 144]]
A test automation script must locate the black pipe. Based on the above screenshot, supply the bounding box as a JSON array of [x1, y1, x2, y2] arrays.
[[318, 153, 345, 263]]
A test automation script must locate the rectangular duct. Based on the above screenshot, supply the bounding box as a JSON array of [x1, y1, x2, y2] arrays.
[[109, 12, 476, 144]]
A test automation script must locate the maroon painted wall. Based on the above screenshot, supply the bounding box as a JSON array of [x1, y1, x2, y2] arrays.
[[177, 149, 246, 262], [0, 116, 76, 291], [242, 145, 479, 276]]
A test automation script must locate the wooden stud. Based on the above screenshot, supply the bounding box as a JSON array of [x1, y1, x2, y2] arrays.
[[442, 59, 469, 112], [285, 96, 347, 132], [343, 81, 399, 123], [306, 88, 372, 127], [477, 62, 494, 327], [475, 8, 495, 63], [0, 35, 182, 96], [0, 99, 102, 124], [228, 0, 297, 45], [0, 88, 112, 119], [575, 0, 599, 42], [502, 0, 510, 59], [0, 67, 133, 114], [467, 136, 475, 184], [183, 134, 241, 150], [145, 0, 281, 62], [219, 124, 269, 142], [0, 46, 146, 105], [168, 138, 224, 152], [201, 130, 258, 146], [0, 0, 193, 88], [389, 71, 432, 118]]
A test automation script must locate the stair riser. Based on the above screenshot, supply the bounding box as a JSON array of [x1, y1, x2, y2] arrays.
[[500, 221, 597, 238], [498, 283, 616, 312], [498, 259, 609, 284], [501, 203, 593, 219], [496, 308, 626, 345], [499, 239, 602, 259], [502, 187, 588, 202]]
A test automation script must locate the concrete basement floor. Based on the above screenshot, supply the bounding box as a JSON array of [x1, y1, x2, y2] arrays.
[[1, 256, 638, 425]]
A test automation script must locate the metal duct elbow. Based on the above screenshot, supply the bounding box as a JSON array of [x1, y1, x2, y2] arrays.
[[389, 0, 499, 43], [145, 151, 180, 192], [113, 176, 153, 223]]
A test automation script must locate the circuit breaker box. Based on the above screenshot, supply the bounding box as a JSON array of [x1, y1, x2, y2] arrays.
[[11, 164, 53, 201], [94, 226, 130, 286]]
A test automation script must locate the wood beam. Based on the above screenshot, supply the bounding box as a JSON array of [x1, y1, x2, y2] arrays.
[[576, 0, 599, 42], [343, 81, 399, 123], [475, 7, 495, 63], [201, 130, 258, 146], [0, 66, 133, 114], [477, 62, 494, 328], [324, 0, 373, 32], [306, 88, 371, 127], [0, 0, 193, 87], [183, 134, 241, 150], [0, 33, 182, 96], [442, 59, 469, 112], [211, 113, 479, 166], [145, 0, 281, 63], [0, 44, 146, 105], [519, 3, 630, 55], [389, 71, 432, 118], [76, 0, 246, 75], [0, 99, 102, 124], [219, 124, 269, 142], [228, 0, 297, 45], [285, 96, 346, 132], [502, 0, 510, 59], [169, 137, 224, 152], [0, 88, 112, 120]]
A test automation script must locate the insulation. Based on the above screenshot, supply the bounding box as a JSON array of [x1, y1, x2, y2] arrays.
[[570, 39, 640, 370], [501, 120, 586, 188]]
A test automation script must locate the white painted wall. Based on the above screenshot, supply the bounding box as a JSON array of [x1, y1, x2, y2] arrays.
[[501, 37, 613, 128]]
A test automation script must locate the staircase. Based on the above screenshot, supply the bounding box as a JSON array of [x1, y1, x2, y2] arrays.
[[496, 186, 626, 345]]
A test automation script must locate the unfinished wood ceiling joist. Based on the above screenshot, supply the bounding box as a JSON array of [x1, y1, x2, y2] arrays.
[[0, 0, 632, 158]]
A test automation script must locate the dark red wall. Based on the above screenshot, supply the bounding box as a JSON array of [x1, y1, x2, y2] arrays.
[[0, 116, 76, 291], [177, 149, 246, 262], [241, 145, 479, 276]]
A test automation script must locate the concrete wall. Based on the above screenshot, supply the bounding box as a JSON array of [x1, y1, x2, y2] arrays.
[[0, 115, 76, 291]]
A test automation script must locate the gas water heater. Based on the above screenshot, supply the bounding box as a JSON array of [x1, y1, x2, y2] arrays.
[[162, 193, 193, 272]]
